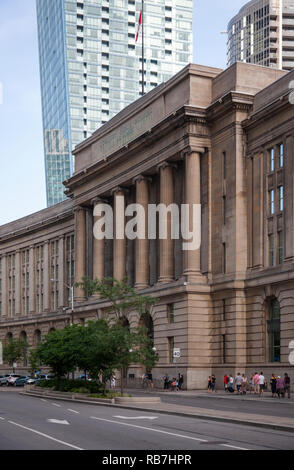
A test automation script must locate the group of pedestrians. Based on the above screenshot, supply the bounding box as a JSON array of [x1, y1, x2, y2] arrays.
[[221, 371, 291, 398], [269, 373, 291, 398], [163, 373, 184, 391]]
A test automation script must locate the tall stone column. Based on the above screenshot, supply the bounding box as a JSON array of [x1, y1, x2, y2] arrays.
[[58, 236, 65, 308], [74, 206, 87, 301], [92, 198, 105, 284], [1, 255, 7, 317], [15, 250, 21, 316], [113, 188, 126, 281], [158, 162, 174, 284], [28, 246, 35, 314], [43, 241, 50, 312], [134, 176, 150, 289], [183, 149, 203, 282]]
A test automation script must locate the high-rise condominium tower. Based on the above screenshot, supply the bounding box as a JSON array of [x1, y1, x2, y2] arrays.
[[36, 0, 193, 206], [227, 0, 294, 70]]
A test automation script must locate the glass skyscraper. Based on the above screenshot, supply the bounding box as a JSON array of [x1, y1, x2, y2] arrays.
[[36, 0, 193, 207], [227, 0, 294, 71]]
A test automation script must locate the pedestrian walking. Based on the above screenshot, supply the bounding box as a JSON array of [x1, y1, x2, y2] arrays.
[[284, 373, 291, 399], [211, 375, 216, 393], [276, 376, 285, 398], [178, 373, 184, 391], [241, 374, 248, 395], [270, 374, 277, 398], [253, 371, 260, 394], [163, 373, 170, 390], [171, 377, 178, 391], [235, 373, 242, 394], [249, 375, 254, 394], [224, 374, 229, 392], [228, 374, 234, 393], [259, 372, 265, 396], [207, 376, 212, 392], [110, 375, 116, 389]]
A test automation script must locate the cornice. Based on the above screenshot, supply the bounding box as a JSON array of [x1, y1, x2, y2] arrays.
[[206, 91, 254, 122], [64, 106, 209, 194], [242, 91, 292, 131], [0, 209, 74, 244]]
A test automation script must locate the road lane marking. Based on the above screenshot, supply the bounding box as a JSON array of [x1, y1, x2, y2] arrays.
[[41, 399, 48, 403], [90, 416, 208, 443], [7, 420, 83, 450], [47, 419, 70, 425], [0, 417, 5, 420], [220, 444, 249, 451], [68, 409, 80, 414], [52, 403, 61, 407], [113, 415, 158, 420]]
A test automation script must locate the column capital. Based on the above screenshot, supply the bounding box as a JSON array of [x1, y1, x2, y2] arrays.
[[181, 147, 206, 159], [73, 205, 88, 214], [111, 186, 129, 196], [156, 161, 177, 172], [91, 196, 108, 206], [132, 174, 152, 185]]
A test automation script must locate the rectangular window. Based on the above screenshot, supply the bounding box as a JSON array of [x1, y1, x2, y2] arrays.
[[278, 231, 284, 264], [269, 234, 274, 266], [168, 337, 174, 363], [279, 186, 284, 212], [279, 143, 284, 168], [223, 243, 227, 273], [167, 304, 174, 323], [269, 189, 275, 215], [223, 151, 226, 180], [223, 196, 226, 225], [269, 148, 275, 172], [222, 299, 226, 321], [222, 334, 226, 364]]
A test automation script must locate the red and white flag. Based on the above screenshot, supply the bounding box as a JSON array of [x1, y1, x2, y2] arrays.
[[136, 10, 143, 42]]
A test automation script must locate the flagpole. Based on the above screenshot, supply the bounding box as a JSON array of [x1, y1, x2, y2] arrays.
[[142, 0, 144, 95]]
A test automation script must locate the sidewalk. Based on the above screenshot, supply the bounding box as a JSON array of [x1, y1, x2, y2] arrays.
[[127, 387, 294, 404]]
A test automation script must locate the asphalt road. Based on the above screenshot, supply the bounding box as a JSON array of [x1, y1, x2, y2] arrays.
[[0, 391, 294, 450]]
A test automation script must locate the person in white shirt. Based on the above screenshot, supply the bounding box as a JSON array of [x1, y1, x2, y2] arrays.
[[259, 372, 265, 396]]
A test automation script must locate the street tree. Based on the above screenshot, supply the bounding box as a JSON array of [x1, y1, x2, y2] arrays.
[[3, 339, 29, 373]]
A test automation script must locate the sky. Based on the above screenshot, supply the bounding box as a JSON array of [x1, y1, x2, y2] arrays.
[[0, 0, 246, 226]]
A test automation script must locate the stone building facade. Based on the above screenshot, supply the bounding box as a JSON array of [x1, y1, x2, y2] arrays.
[[0, 62, 294, 389]]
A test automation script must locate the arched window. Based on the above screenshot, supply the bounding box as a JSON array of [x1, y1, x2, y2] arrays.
[[33, 330, 42, 347], [267, 299, 280, 362], [19, 331, 28, 367], [5, 332, 13, 345], [139, 312, 154, 346]]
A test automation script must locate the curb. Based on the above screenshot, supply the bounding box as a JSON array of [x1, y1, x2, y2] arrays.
[[21, 391, 294, 434]]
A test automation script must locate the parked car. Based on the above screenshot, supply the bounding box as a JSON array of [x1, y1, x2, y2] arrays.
[[37, 374, 54, 381], [14, 376, 29, 387], [77, 374, 92, 382], [6, 375, 22, 386], [0, 375, 10, 386], [25, 377, 38, 385]]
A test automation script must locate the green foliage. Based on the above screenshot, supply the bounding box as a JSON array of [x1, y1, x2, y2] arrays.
[[3, 339, 29, 370], [28, 349, 40, 375], [75, 276, 158, 319], [34, 277, 159, 393], [36, 378, 104, 394]]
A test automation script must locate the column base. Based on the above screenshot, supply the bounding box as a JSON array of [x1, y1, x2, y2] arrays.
[[135, 283, 150, 290], [74, 297, 87, 303], [157, 277, 174, 284], [183, 271, 205, 283]]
